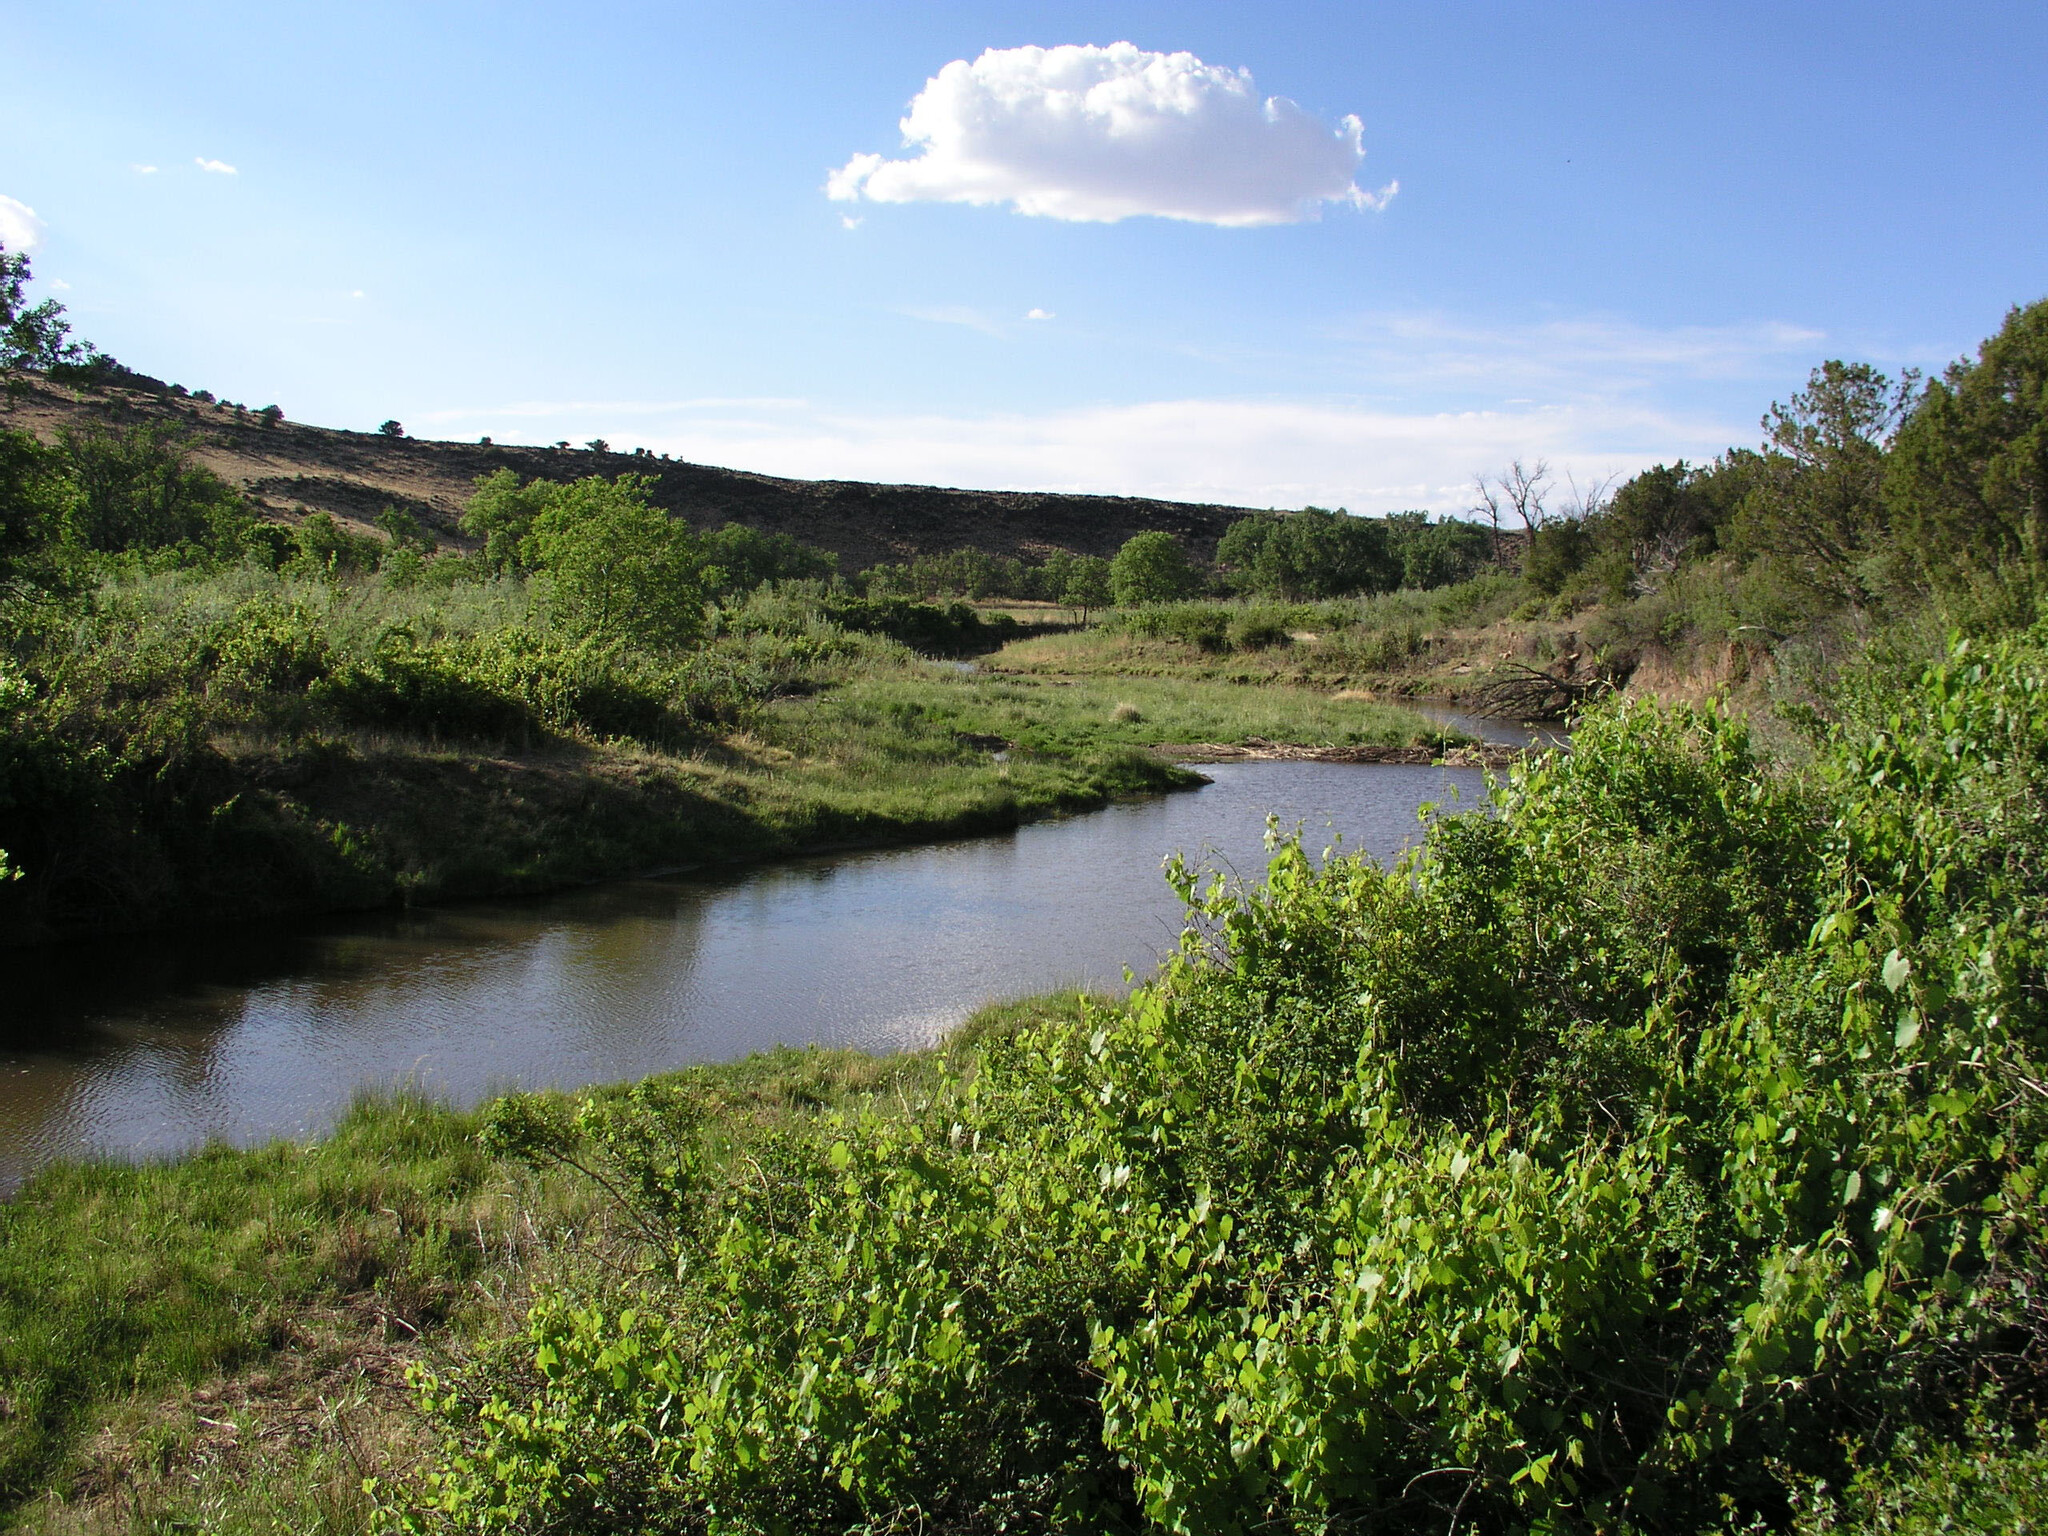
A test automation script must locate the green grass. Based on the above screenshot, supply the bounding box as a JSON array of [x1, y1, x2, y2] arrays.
[[780, 662, 1461, 758], [0, 1091, 521, 1531], [1, 562, 1472, 943], [989, 580, 1571, 695], [0, 996, 1099, 1534]]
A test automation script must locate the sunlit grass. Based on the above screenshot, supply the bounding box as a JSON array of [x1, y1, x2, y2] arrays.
[[0, 999, 1095, 1533]]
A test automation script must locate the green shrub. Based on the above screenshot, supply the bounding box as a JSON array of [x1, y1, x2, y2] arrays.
[[403, 624, 2048, 1534], [1225, 610, 1292, 649], [814, 596, 1020, 656], [1107, 602, 1231, 651]]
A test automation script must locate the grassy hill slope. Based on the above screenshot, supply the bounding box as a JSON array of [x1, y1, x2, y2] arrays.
[[4, 374, 1254, 571]]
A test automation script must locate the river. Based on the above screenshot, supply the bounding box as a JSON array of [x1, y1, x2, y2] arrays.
[[0, 738, 1535, 1194]]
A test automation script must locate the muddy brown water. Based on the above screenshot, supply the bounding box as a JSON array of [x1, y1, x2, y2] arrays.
[[0, 732, 1549, 1195]]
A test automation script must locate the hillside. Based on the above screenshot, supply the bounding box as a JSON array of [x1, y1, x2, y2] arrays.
[[3, 373, 1255, 569]]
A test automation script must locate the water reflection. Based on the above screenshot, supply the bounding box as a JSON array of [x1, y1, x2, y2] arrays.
[[1, 758, 1503, 1192]]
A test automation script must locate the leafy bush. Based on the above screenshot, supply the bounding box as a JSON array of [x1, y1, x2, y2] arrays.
[[814, 595, 1021, 656], [1225, 610, 1292, 649], [1106, 602, 1232, 651], [1110, 531, 1202, 606], [405, 624, 2048, 1534], [57, 422, 258, 556]]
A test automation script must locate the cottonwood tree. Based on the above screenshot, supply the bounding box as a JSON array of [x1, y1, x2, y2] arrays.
[[1215, 509, 1398, 598], [521, 475, 706, 648], [57, 423, 248, 552], [1049, 551, 1113, 619], [1109, 531, 1200, 605]]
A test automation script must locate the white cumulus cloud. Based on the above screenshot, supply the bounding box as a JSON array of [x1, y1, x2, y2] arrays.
[[1025, 307, 1055, 321], [195, 157, 237, 174], [827, 42, 1392, 226], [0, 195, 46, 253]]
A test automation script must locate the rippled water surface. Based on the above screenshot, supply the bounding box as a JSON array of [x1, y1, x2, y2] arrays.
[[1, 755, 1518, 1192]]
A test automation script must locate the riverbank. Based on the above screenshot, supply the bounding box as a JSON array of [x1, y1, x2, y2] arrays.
[[0, 595, 1468, 947], [9, 613, 2048, 1533], [1160, 735, 1526, 768], [0, 995, 1087, 1534]]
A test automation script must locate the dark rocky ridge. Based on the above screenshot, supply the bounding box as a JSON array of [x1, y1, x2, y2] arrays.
[[8, 375, 1257, 568]]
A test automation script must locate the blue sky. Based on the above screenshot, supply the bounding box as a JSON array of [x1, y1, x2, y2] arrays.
[[5, 1, 2044, 512]]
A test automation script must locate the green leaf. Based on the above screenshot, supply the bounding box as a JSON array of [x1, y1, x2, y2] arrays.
[[1882, 948, 1912, 994]]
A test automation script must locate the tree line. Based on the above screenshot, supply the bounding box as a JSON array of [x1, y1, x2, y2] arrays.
[[1495, 299, 2048, 622]]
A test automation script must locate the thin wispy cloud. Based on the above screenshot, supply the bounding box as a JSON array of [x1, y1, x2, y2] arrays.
[[195, 157, 237, 175], [898, 304, 1009, 337], [829, 42, 1393, 226], [0, 195, 45, 253], [1330, 312, 1826, 397], [419, 397, 810, 424], [690, 398, 1739, 511], [431, 394, 1740, 514], [131, 164, 159, 175]]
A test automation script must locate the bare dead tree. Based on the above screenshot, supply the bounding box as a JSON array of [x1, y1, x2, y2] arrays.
[[1561, 469, 1614, 525], [1471, 474, 1506, 569], [1498, 458, 1553, 535]]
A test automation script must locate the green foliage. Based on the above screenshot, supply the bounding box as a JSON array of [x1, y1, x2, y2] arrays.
[[0, 240, 94, 374], [292, 510, 387, 576], [1727, 361, 1919, 608], [0, 425, 70, 573], [1216, 508, 1399, 599], [1383, 509, 1494, 590], [1110, 531, 1202, 606], [462, 472, 847, 648], [521, 475, 706, 649], [1886, 296, 2048, 598], [1591, 460, 1739, 600], [1522, 515, 1593, 596], [1105, 601, 1231, 651], [1216, 511, 1488, 600], [377, 504, 433, 552], [854, 547, 1111, 611], [700, 520, 837, 597], [803, 594, 1021, 655], [1789, 1423, 2048, 1533], [57, 421, 258, 555], [402, 623, 2048, 1533], [461, 468, 553, 574]]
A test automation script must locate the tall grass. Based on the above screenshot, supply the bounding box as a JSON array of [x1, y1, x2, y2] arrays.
[[0, 1005, 1094, 1533]]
